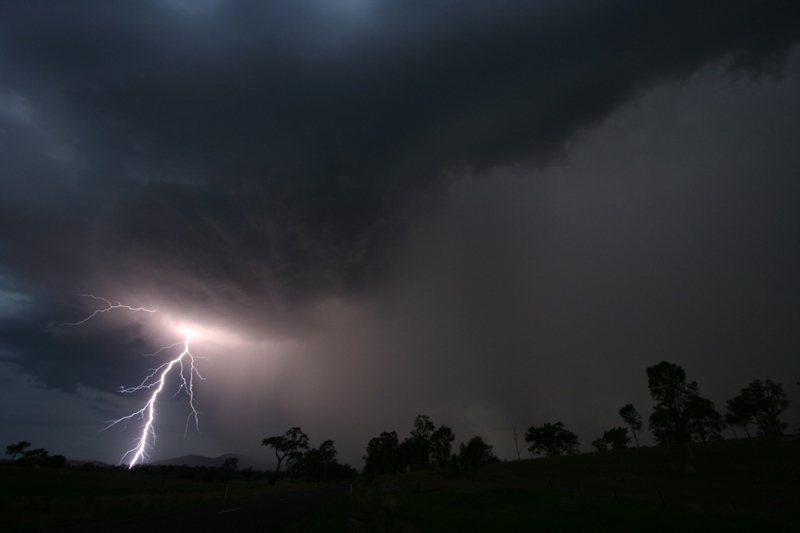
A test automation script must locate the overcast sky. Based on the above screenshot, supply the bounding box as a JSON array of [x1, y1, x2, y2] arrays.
[[2, 1, 800, 467]]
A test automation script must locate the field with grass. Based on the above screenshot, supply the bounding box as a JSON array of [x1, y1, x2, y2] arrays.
[[0, 465, 306, 531], [288, 435, 800, 532]]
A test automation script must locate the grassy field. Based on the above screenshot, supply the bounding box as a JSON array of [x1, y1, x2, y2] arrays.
[[288, 435, 800, 532], [0, 465, 307, 531]]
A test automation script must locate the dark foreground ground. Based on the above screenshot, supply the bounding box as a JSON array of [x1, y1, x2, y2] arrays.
[[44, 484, 348, 533], [6, 436, 798, 532], [287, 435, 800, 532]]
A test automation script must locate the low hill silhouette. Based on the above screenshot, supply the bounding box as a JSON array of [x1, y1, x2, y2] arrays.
[[152, 453, 275, 471]]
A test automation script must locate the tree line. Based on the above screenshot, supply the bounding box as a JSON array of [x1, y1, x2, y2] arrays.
[[3, 440, 66, 468], [8, 361, 790, 479], [260, 428, 358, 484], [262, 415, 500, 482], [262, 361, 792, 478], [360, 415, 499, 479], [525, 361, 792, 456]]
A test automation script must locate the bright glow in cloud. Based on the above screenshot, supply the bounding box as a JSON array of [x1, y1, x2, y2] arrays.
[[60, 295, 215, 467]]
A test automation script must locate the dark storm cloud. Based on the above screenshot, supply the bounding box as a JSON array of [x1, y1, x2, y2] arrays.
[[3, 1, 799, 310], [1, 1, 800, 462]]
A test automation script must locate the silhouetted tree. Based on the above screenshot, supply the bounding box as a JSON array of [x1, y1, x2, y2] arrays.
[[592, 427, 630, 452], [222, 457, 239, 471], [19, 448, 49, 466], [646, 361, 699, 445], [724, 394, 753, 438], [329, 461, 359, 481], [727, 380, 790, 436], [318, 439, 337, 481], [411, 415, 435, 441], [5, 440, 31, 461], [5, 442, 61, 467], [396, 438, 413, 473], [261, 427, 309, 484], [363, 431, 399, 479], [619, 404, 643, 447], [458, 436, 495, 475], [685, 396, 726, 445], [405, 415, 435, 470], [525, 422, 579, 457], [295, 440, 339, 482], [430, 425, 455, 471], [291, 448, 319, 481]]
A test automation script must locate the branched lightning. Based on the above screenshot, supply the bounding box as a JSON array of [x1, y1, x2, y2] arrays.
[[106, 334, 203, 467], [59, 294, 157, 326], [60, 294, 204, 468]]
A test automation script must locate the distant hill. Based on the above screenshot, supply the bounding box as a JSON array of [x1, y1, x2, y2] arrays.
[[66, 459, 111, 468], [152, 453, 275, 471]]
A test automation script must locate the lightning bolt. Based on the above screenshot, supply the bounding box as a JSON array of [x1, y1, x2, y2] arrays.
[[59, 294, 157, 326], [60, 295, 204, 468]]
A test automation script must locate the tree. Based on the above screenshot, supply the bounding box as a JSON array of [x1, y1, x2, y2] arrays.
[[222, 457, 239, 471], [591, 437, 609, 452], [592, 427, 630, 452], [725, 394, 753, 438], [728, 380, 791, 436], [605, 427, 631, 450], [430, 425, 455, 471], [329, 462, 359, 481], [290, 448, 317, 480], [458, 436, 496, 475], [525, 422, 579, 457], [684, 396, 726, 445], [396, 438, 414, 473], [406, 415, 435, 470], [5, 440, 31, 461], [19, 448, 49, 466], [291, 443, 338, 483], [363, 431, 399, 479], [646, 361, 699, 445], [261, 427, 309, 484], [318, 439, 338, 482], [411, 415, 435, 441], [619, 404, 643, 447]]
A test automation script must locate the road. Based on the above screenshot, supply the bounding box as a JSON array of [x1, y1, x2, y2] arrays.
[[47, 484, 349, 532]]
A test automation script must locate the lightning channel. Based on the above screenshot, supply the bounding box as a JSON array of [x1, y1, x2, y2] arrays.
[[107, 333, 203, 468], [60, 294, 204, 468], [59, 294, 156, 326]]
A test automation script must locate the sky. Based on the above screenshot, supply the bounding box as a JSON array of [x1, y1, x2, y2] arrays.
[[1, 0, 800, 468]]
